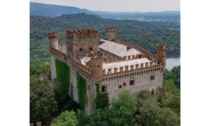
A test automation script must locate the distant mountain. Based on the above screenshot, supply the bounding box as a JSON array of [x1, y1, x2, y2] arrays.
[[30, 2, 92, 17], [30, 2, 180, 22]]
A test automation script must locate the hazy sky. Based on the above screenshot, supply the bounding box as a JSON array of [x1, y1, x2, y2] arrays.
[[30, 0, 180, 12]]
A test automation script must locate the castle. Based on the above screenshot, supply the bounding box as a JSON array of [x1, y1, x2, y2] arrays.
[[48, 27, 166, 115]]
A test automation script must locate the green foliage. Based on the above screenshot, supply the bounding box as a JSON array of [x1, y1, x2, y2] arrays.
[[54, 87, 81, 114], [76, 110, 91, 126], [135, 91, 179, 126], [55, 59, 70, 94], [77, 91, 135, 126], [30, 80, 58, 125], [77, 72, 87, 110], [160, 80, 180, 116], [95, 83, 109, 109], [30, 61, 50, 78], [164, 66, 180, 88], [51, 111, 78, 126], [109, 91, 136, 126]]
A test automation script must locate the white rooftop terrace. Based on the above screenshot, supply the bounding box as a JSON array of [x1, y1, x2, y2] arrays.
[[99, 39, 142, 58], [102, 58, 151, 72]]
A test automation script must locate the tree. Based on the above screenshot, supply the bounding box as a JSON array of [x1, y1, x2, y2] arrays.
[[51, 111, 78, 126], [164, 66, 180, 89], [30, 80, 58, 125], [160, 80, 180, 116], [76, 91, 136, 126], [108, 91, 136, 126], [135, 91, 180, 126]]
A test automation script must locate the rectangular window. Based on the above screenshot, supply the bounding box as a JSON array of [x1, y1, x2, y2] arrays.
[[136, 64, 139, 69], [114, 68, 118, 72], [130, 65, 134, 70], [125, 66, 128, 71], [150, 74, 155, 80], [130, 77, 135, 85], [120, 67, 123, 72]]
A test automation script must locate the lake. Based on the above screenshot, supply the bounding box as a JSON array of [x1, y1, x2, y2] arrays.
[[166, 57, 180, 70]]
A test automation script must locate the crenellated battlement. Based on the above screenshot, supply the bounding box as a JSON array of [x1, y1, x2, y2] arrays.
[[71, 59, 91, 74], [66, 29, 98, 38], [103, 61, 157, 75], [106, 27, 116, 32], [48, 32, 59, 39]]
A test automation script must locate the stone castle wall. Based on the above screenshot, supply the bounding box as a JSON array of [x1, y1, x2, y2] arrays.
[[100, 67, 163, 102], [50, 55, 57, 81]]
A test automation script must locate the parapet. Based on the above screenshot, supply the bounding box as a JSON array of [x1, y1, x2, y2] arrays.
[[66, 29, 98, 38], [48, 32, 59, 39], [106, 27, 116, 32], [156, 44, 167, 51]]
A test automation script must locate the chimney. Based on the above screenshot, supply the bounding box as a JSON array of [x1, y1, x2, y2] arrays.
[[126, 45, 131, 50]]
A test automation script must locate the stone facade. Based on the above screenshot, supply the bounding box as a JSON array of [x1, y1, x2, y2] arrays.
[[48, 27, 166, 115]]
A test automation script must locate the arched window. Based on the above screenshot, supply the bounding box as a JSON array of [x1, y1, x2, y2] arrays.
[[150, 74, 155, 80], [151, 89, 155, 95], [89, 47, 93, 51], [101, 85, 106, 92], [130, 77, 135, 85], [79, 47, 83, 51]]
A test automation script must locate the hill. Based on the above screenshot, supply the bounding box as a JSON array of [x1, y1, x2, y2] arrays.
[[30, 13, 180, 66], [30, 2, 180, 22], [30, 2, 91, 17]]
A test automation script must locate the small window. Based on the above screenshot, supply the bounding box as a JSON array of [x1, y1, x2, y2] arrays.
[[150, 74, 155, 80], [89, 47, 93, 51], [130, 77, 135, 85], [130, 65, 134, 70], [138, 54, 141, 58], [114, 68, 118, 72], [98, 65, 100, 67], [120, 67, 123, 72], [151, 89, 155, 95], [108, 69, 111, 74], [136, 64, 139, 69], [79, 47, 83, 51], [145, 63, 148, 67], [123, 83, 126, 86], [119, 85, 122, 89], [141, 63, 144, 68], [125, 66, 128, 71], [101, 85, 106, 92]]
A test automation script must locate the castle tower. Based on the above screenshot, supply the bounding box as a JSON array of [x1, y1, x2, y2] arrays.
[[48, 32, 59, 50], [87, 52, 104, 78], [66, 29, 99, 60], [106, 27, 116, 41], [156, 44, 167, 66]]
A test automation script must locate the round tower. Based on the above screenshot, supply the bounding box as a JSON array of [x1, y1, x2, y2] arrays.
[[106, 27, 116, 41], [88, 51, 104, 78], [156, 44, 167, 66], [48, 32, 59, 49]]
